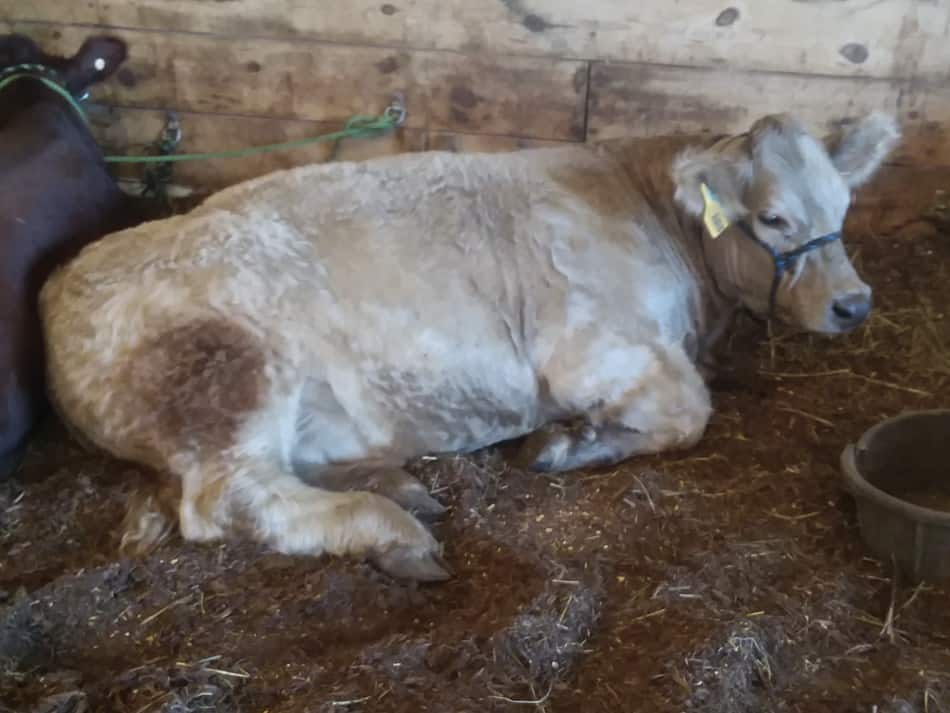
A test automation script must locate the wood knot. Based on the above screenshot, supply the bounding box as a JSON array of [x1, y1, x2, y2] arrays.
[[715, 7, 740, 26], [839, 43, 869, 64]]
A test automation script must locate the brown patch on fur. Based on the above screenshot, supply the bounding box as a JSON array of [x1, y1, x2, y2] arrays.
[[128, 319, 267, 453]]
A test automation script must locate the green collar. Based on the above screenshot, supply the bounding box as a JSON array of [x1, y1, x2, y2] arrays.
[[0, 64, 88, 124]]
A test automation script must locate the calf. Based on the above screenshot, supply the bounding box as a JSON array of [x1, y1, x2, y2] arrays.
[[40, 112, 899, 580], [0, 33, 134, 476]]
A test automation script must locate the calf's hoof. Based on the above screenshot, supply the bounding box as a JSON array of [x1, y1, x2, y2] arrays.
[[304, 465, 448, 520], [389, 480, 447, 520], [372, 545, 453, 582], [363, 468, 448, 520], [515, 422, 597, 472], [358, 493, 451, 582]]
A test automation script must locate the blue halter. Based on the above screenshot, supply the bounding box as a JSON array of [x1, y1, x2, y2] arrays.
[[734, 220, 842, 318]]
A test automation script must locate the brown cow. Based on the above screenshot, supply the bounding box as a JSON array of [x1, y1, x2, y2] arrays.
[[0, 33, 141, 477]]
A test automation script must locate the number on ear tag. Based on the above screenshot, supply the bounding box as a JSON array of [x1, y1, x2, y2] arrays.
[[700, 183, 730, 239]]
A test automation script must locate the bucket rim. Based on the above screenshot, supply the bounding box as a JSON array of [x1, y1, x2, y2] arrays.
[[840, 408, 950, 528]]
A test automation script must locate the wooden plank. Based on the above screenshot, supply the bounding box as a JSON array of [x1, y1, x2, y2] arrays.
[[2, 0, 948, 80], [4, 22, 587, 141], [588, 62, 950, 168]]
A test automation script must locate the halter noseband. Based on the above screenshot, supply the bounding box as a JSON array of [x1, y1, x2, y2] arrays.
[[734, 220, 842, 317]]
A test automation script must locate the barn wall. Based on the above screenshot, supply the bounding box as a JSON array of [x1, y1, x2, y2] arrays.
[[1, 0, 948, 206]]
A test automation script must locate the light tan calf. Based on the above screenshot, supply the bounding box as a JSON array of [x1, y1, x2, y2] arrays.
[[40, 113, 899, 580]]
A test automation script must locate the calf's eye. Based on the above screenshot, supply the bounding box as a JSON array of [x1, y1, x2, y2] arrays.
[[757, 212, 788, 230]]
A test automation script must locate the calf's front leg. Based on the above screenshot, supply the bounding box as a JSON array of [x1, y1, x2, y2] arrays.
[[518, 343, 711, 473]]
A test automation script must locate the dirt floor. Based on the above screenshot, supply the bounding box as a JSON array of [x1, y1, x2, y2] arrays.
[[1, 196, 949, 713]]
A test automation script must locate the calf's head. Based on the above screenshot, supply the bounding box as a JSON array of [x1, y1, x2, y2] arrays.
[[0, 33, 127, 103], [672, 112, 900, 334]]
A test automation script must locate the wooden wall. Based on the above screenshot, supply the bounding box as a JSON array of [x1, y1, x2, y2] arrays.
[[2, 0, 949, 209]]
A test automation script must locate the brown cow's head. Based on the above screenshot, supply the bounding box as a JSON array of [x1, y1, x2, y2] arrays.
[[0, 33, 127, 96], [672, 112, 900, 334]]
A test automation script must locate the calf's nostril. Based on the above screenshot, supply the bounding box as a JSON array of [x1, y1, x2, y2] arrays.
[[832, 301, 855, 320], [832, 294, 871, 324]]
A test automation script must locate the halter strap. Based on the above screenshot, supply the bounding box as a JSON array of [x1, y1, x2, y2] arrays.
[[734, 220, 842, 317]]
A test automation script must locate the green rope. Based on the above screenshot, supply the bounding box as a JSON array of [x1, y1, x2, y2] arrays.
[[0, 70, 404, 165], [0, 72, 89, 122], [102, 112, 401, 164]]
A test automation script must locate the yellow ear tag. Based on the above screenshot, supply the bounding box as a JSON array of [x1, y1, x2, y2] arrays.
[[700, 182, 730, 239]]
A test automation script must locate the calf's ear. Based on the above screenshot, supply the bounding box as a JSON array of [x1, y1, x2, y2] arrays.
[[64, 35, 127, 91], [0, 34, 41, 69], [672, 146, 749, 221], [824, 112, 901, 189]]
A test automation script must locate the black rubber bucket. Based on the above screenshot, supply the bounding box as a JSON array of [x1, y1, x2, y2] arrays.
[[841, 409, 950, 582]]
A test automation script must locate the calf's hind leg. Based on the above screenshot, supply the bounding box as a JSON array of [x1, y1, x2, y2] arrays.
[[519, 343, 712, 472], [114, 317, 448, 580], [295, 459, 447, 519], [232, 456, 449, 580], [166, 453, 452, 581]]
